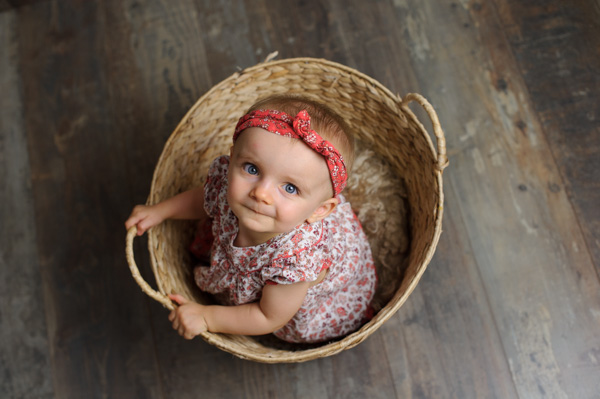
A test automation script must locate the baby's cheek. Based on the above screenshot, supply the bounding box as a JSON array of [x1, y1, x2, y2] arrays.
[[278, 204, 309, 226], [227, 176, 242, 202]]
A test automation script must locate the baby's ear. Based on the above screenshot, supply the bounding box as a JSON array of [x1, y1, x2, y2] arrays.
[[307, 198, 339, 224]]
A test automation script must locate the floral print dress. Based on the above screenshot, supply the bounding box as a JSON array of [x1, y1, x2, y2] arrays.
[[192, 156, 377, 343]]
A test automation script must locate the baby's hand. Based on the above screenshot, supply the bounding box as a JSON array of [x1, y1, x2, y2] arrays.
[[125, 204, 165, 236], [168, 294, 208, 339]]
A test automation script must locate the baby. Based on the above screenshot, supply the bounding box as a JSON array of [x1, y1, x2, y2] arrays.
[[125, 95, 377, 343]]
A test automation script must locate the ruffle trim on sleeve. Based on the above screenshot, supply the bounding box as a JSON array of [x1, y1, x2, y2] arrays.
[[260, 220, 331, 285], [203, 155, 230, 218]]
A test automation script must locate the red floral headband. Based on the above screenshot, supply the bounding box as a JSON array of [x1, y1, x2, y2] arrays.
[[233, 109, 347, 197]]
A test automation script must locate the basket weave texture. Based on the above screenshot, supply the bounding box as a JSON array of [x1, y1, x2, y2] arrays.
[[126, 56, 447, 363]]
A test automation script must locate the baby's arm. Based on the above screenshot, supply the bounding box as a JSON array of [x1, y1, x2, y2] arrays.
[[125, 187, 206, 235], [168, 281, 310, 339]]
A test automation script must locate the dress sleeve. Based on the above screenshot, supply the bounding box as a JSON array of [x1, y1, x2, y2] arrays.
[[203, 155, 229, 218]]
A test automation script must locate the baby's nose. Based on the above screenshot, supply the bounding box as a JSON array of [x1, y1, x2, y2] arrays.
[[251, 180, 274, 204]]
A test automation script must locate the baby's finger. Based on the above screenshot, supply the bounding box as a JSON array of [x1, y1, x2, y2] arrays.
[[171, 316, 180, 331], [136, 223, 148, 236], [124, 216, 140, 230], [168, 293, 188, 305]]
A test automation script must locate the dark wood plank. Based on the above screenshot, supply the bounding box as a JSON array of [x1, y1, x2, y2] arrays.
[[0, 10, 54, 399], [389, 0, 600, 397], [379, 187, 519, 398], [150, 308, 399, 398], [493, 0, 600, 276], [16, 1, 163, 397], [148, 301, 338, 399], [0, 0, 44, 12], [190, 0, 261, 82], [0, 1, 10, 12]]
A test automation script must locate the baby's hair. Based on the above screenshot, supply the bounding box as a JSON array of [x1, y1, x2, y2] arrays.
[[247, 94, 356, 170]]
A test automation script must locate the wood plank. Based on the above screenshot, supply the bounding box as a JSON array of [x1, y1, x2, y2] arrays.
[[16, 1, 163, 397], [0, 1, 10, 12], [379, 186, 520, 398], [324, 0, 420, 89], [384, 0, 600, 397], [0, 10, 54, 398], [97, 0, 214, 204], [493, 0, 600, 276], [190, 0, 261, 82], [148, 305, 399, 398], [114, 0, 214, 148], [147, 301, 338, 399], [0, 0, 43, 12]]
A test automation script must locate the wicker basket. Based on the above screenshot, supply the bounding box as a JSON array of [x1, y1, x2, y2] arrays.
[[126, 55, 448, 363]]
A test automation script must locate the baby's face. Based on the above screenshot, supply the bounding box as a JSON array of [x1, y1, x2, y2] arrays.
[[227, 127, 334, 245]]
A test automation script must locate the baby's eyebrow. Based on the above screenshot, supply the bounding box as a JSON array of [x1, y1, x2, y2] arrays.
[[234, 151, 260, 166]]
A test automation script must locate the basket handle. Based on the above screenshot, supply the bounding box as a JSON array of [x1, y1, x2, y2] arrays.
[[401, 93, 449, 171], [126, 226, 175, 311], [262, 51, 279, 63]]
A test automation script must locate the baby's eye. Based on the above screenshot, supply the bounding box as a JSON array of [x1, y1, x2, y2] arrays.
[[243, 163, 259, 175], [283, 183, 298, 195]]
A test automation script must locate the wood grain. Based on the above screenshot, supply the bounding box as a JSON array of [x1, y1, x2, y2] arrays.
[[15, 1, 163, 397], [390, 0, 600, 397], [0, 10, 54, 399], [0, 0, 44, 12], [1, 0, 599, 397], [494, 0, 600, 276]]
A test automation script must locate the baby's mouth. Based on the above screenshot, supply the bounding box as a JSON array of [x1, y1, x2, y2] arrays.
[[245, 204, 270, 217]]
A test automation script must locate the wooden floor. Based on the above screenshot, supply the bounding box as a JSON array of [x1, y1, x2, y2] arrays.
[[1, 0, 599, 398]]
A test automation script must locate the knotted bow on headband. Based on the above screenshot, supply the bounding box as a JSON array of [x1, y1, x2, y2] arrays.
[[233, 109, 347, 197]]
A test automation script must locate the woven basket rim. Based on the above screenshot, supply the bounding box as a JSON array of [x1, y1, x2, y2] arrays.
[[134, 56, 446, 363], [151, 57, 443, 185]]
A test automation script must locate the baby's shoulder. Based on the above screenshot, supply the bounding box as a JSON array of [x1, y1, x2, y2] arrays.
[[324, 197, 358, 227]]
